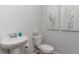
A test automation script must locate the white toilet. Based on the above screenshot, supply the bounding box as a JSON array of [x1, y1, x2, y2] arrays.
[[32, 30, 54, 54]]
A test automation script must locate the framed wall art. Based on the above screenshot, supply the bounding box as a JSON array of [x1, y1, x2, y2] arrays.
[[46, 5, 60, 31], [61, 5, 79, 32]]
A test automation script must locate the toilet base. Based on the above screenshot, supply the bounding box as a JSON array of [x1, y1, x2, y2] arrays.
[[10, 44, 26, 54], [33, 46, 53, 54]]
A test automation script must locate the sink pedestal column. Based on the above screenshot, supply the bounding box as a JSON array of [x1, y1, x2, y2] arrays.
[[10, 47, 21, 54], [0, 48, 9, 54], [10, 43, 26, 54]]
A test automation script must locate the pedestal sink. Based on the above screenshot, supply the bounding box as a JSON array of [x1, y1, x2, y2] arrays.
[[0, 36, 28, 54]]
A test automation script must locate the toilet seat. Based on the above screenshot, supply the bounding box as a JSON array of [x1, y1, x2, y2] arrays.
[[38, 44, 54, 53]]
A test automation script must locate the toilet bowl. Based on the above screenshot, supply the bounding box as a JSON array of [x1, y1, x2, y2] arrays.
[[33, 36, 54, 54], [33, 30, 54, 54], [38, 44, 54, 54]]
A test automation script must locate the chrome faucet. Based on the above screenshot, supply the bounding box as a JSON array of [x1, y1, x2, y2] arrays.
[[8, 33, 17, 38]]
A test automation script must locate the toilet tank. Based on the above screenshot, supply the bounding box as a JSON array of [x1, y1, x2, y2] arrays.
[[33, 35, 42, 47]]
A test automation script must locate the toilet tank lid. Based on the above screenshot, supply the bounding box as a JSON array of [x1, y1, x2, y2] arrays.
[[33, 35, 42, 38]]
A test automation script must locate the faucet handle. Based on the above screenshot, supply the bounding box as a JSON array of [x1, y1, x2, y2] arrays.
[[8, 34, 13, 38], [13, 33, 17, 38]]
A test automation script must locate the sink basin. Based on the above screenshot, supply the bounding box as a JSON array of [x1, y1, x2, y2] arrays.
[[0, 36, 28, 49]]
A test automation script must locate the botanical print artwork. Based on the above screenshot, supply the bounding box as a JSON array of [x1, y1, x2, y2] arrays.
[[48, 12, 56, 29], [47, 5, 59, 30], [64, 8, 74, 30], [60, 6, 76, 31], [47, 5, 79, 32]]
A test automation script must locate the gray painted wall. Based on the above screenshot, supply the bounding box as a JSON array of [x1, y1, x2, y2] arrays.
[[42, 5, 79, 54], [0, 5, 43, 37], [0, 5, 43, 53]]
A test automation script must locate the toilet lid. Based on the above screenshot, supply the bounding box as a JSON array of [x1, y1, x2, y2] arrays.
[[39, 44, 54, 51]]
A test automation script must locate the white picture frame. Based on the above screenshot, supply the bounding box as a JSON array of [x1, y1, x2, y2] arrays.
[[46, 5, 60, 31], [61, 5, 79, 32]]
